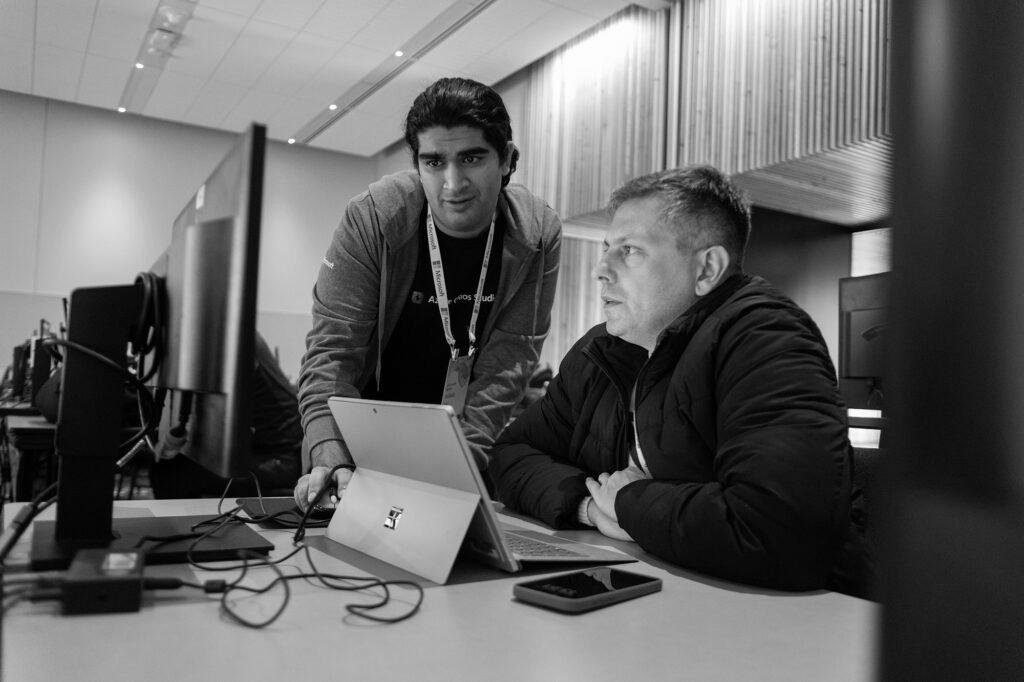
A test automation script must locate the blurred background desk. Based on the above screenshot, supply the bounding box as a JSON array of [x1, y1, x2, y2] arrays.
[[2, 498, 878, 681], [2, 415, 56, 502]]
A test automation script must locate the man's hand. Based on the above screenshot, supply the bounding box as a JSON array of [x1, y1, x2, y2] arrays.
[[585, 466, 647, 523], [293, 441, 354, 511], [584, 497, 635, 542]]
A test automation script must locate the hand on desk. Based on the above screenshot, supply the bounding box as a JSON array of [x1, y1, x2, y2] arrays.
[[294, 441, 354, 512]]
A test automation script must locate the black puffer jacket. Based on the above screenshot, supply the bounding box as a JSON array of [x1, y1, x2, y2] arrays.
[[491, 274, 856, 591]]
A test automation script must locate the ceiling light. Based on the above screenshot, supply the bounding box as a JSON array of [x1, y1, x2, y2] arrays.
[[117, 107, 127, 113], [119, 0, 197, 114], [328, 104, 337, 110], [394, 50, 404, 57], [287, 138, 295, 144]]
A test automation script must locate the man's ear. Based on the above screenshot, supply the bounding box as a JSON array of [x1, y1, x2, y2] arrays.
[[694, 245, 731, 297], [501, 141, 516, 175]]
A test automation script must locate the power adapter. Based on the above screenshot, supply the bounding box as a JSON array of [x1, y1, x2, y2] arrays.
[[62, 548, 144, 615]]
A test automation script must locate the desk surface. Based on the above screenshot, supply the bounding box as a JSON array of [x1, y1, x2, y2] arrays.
[[3, 499, 878, 681]]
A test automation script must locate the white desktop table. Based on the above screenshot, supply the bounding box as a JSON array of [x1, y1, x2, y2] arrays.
[[3, 499, 878, 681]]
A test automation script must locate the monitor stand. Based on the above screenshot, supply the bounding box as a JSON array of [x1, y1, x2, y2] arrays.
[[28, 283, 271, 571]]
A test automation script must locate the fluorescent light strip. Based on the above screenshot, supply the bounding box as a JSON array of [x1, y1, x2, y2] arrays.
[[117, 0, 197, 113], [293, 0, 498, 145]]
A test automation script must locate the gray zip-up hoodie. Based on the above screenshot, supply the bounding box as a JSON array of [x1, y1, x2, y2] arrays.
[[298, 170, 562, 471]]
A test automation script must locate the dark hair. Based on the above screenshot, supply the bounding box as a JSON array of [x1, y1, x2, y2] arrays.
[[608, 165, 752, 268], [404, 77, 519, 187]]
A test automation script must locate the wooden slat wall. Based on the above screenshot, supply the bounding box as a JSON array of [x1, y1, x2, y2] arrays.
[[539, 226, 604, 370], [516, 6, 668, 220], [677, 0, 891, 173]]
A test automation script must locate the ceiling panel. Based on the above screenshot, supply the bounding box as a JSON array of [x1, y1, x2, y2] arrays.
[[144, 69, 207, 120], [221, 87, 292, 133], [349, 0, 456, 53], [88, 0, 151, 61], [264, 97, 332, 141], [35, 0, 96, 53], [546, 0, 646, 18], [416, 0, 552, 73], [4, 0, 654, 156], [209, 19, 295, 89], [167, 6, 248, 78], [253, 31, 339, 96], [32, 43, 82, 101], [182, 79, 247, 128], [304, 1, 386, 43], [0, 1, 35, 40], [488, 6, 597, 68], [77, 53, 130, 109], [253, 0, 324, 30], [293, 42, 387, 104], [201, 0, 262, 15], [0, 38, 34, 93]]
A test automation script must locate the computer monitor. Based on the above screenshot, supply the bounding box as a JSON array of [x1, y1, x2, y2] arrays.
[[29, 123, 272, 570], [838, 272, 890, 410]]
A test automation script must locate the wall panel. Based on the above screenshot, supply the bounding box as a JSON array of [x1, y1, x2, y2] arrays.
[[513, 6, 668, 219], [675, 0, 892, 225]]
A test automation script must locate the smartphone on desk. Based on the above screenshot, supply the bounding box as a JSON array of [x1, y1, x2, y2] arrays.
[[513, 567, 662, 614]]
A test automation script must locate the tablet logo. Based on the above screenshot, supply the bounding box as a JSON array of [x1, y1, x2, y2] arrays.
[[384, 506, 404, 530]]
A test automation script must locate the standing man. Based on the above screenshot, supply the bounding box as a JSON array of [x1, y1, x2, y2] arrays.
[[490, 166, 867, 594], [295, 78, 561, 510]]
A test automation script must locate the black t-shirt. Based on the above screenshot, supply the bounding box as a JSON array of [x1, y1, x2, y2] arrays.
[[366, 211, 504, 404]]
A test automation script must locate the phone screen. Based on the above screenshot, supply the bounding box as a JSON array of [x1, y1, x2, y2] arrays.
[[524, 567, 656, 599]]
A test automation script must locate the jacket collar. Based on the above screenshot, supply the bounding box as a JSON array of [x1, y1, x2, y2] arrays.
[[584, 272, 753, 393], [658, 272, 752, 342]]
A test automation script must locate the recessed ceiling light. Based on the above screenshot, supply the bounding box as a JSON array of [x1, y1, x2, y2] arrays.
[[328, 104, 337, 111], [117, 107, 126, 113], [394, 50, 404, 57], [287, 138, 295, 144], [135, 62, 144, 69]]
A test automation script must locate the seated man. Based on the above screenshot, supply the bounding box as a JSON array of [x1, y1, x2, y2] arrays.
[[490, 166, 866, 593]]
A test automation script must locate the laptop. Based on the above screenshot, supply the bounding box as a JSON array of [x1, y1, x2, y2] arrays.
[[325, 397, 633, 584]]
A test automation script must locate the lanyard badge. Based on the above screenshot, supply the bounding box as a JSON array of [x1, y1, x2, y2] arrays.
[[426, 207, 496, 415]]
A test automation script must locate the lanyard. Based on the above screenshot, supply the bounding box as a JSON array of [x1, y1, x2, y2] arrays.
[[425, 207, 496, 359]]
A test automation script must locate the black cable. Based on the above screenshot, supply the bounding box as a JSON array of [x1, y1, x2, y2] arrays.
[[41, 338, 160, 456], [301, 544, 424, 624], [126, 500, 423, 628], [0, 482, 58, 563], [132, 272, 164, 384], [218, 550, 291, 628]]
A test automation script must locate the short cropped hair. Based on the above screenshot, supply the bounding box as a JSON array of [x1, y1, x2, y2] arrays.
[[404, 77, 519, 187], [608, 166, 752, 268]]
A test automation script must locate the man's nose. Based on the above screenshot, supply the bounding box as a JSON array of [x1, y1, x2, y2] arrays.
[[443, 164, 466, 190], [592, 254, 613, 282]]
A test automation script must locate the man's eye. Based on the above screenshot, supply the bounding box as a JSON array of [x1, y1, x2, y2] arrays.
[[462, 155, 480, 164], [621, 245, 635, 256], [423, 159, 442, 168]]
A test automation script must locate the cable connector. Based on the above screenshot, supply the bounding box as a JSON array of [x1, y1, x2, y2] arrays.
[[155, 425, 188, 461], [201, 579, 228, 594]]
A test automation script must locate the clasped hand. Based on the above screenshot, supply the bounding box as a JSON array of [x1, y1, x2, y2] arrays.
[[584, 466, 647, 542]]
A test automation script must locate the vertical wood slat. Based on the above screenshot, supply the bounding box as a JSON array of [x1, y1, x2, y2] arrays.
[[517, 6, 668, 220], [676, 0, 891, 174]]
